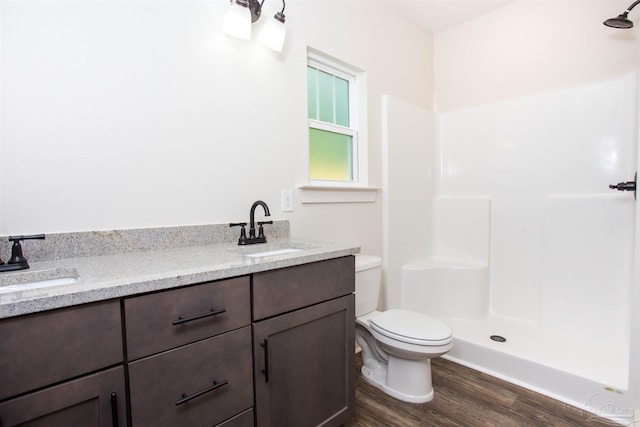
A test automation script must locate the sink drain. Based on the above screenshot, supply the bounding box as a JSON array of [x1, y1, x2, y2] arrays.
[[490, 335, 507, 343]]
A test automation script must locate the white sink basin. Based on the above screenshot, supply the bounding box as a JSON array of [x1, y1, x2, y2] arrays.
[[0, 269, 79, 294], [245, 248, 302, 258]]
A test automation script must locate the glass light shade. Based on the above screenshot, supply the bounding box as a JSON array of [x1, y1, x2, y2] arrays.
[[257, 13, 286, 52], [223, 1, 252, 40]]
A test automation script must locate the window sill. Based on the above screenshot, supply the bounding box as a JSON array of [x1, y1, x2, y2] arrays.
[[298, 185, 380, 204]]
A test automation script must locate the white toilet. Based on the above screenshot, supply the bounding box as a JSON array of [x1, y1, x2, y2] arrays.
[[355, 254, 453, 403]]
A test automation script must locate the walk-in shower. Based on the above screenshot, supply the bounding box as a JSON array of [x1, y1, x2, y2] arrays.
[[383, 70, 638, 425]]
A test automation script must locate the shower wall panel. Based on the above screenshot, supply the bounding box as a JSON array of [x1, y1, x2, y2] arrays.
[[541, 195, 633, 347], [439, 73, 638, 324], [382, 95, 436, 309]]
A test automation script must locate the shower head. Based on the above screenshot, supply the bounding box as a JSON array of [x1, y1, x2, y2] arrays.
[[604, 0, 640, 29], [604, 13, 634, 29]]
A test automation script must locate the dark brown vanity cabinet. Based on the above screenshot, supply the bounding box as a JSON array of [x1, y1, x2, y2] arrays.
[[124, 276, 253, 427], [0, 255, 356, 427], [0, 300, 126, 427], [252, 256, 355, 427]]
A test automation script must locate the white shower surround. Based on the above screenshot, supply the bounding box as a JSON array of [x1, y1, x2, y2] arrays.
[[439, 74, 637, 331], [383, 72, 639, 422], [442, 74, 636, 419], [441, 74, 637, 419]]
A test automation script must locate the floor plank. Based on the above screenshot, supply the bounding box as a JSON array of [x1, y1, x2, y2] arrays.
[[343, 354, 616, 426]]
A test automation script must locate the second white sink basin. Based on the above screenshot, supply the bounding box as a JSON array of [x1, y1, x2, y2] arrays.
[[245, 248, 302, 258], [0, 268, 80, 294]]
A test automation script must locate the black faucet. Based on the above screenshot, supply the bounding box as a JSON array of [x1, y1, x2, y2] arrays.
[[0, 234, 46, 272], [231, 200, 272, 245], [249, 200, 271, 241]]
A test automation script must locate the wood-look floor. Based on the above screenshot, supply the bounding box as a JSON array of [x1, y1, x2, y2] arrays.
[[343, 354, 617, 427]]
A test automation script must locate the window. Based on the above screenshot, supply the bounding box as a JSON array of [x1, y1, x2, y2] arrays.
[[307, 49, 366, 186]]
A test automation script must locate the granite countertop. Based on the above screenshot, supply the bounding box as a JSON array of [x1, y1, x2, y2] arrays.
[[0, 238, 360, 319]]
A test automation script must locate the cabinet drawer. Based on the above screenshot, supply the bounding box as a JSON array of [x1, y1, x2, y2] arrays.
[[253, 256, 355, 320], [129, 326, 253, 427], [125, 276, 250, 360], [0, 366, 126, 427], [0, 300, 123, 401], [217, 408, 254, 427]]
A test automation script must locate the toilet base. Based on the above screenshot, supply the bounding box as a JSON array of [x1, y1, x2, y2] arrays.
[[360, 356, 435, 404]]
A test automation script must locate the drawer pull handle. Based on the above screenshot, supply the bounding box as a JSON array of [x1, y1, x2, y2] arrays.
[[175, 379, 229, 406], [172, 308, 226, 325]]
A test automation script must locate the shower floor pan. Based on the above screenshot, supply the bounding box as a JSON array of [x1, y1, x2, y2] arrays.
[[443, 315, 632, 423]]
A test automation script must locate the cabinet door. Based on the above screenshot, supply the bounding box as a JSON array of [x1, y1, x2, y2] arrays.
[[253, 294, 355, 427], [0, 366, 126, 427]]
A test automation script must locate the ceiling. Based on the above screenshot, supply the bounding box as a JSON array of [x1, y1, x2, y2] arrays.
[[392, 0, 515, 33]]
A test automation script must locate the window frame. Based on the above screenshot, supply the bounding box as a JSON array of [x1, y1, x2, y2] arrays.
[[307, 49, 367, 188]]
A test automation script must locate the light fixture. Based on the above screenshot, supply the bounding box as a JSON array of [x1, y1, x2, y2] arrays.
[[223, 0, 252, 40], [223, 0, 287, 52], [257, 8, 286, 52], [604, 0, 640, 29]]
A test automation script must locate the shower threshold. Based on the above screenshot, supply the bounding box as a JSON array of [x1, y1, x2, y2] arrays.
[[442, 315, 631, 423]]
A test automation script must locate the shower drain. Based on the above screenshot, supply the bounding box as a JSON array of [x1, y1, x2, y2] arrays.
[[490, 335, 507, 343]]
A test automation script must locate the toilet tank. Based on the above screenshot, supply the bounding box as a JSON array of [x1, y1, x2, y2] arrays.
[[355, 254, 382, 317]]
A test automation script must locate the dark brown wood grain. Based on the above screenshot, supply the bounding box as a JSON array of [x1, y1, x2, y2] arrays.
[[0, 366, 126, 427], [124, 276, 251, 360], [128, 326, 253, 427], [343, 354, 616, 427], [0, 300, 123, 400], [254, 294, 355, 427], [252, 256, 355, 320], [217, 409, 255, 427]]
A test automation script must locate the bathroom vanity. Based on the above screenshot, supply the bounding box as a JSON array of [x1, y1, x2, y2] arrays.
[[0, 225, 358, 427]]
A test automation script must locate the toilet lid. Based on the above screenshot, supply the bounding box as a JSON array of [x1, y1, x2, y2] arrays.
[[369, 309, 452, 345]]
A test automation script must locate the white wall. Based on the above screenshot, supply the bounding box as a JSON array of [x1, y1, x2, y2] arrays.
[[0, 0, 433, 257], [435, 0, 639, 112]]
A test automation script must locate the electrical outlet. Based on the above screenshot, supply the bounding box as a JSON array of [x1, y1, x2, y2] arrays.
[[281, 190, 294, 212]]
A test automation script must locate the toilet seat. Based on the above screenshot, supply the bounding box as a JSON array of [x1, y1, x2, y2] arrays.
[[369, 309, 452, 346]]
